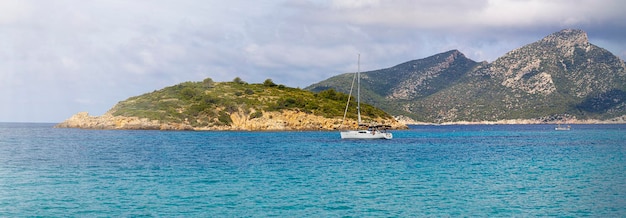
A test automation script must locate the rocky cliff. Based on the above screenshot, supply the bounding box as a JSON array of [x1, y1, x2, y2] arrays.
[[56, 110, 405, 131]]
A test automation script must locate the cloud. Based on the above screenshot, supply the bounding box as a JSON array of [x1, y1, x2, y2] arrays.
[[0, 1, 31, 24], [330, 0, 382, 9], [1, 0, 625, 122], [315, 0, 625, 30]]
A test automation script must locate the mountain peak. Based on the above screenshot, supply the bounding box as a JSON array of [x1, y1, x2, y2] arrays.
[[540, 29, 589, 46], [441, 49, 464, 59], [307, 29, 626, 123]]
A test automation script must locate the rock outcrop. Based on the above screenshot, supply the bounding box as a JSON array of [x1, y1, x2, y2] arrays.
[[56, 111, 406, 131], [55, 112, 194, 130]]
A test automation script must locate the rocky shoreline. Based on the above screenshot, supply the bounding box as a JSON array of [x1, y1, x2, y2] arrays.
[[54, 112, 194, 130], [395, 116, 626, 126], [55, 111, 408, 131], [56, 111, 626, 131]]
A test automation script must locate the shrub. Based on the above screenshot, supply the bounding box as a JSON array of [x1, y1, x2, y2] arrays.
[[218, 111, 232, 125], [202, 78, 215, 88], [263, 79, 277, 87], [179, 87, 197, 100], [233, 77, 245, 84], [249, 111, 263, 119], [318, 89, 347, 101]]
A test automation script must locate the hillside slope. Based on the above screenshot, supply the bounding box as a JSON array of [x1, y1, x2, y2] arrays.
[[307, 29, 626, 123], [307, 50, 481, 116], [56, 79, 406, 130]]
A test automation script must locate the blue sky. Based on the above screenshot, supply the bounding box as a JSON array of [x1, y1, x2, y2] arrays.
[[2, 0, 625, 122]]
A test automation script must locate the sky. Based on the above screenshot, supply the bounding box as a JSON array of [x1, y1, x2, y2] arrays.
[[2, 0, 625, 122]]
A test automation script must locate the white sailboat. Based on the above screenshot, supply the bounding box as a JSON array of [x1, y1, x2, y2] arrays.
[[340, 54, 393, 139], [555, 123, 571, 131]]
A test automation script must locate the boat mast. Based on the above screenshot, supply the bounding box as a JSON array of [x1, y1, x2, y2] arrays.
[[357, 54, 362, 124]]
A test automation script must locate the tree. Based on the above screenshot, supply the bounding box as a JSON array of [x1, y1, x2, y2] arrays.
[[263, 78, 277, 87], [202, 77, 215, 88], [233, 77, 245, 84]]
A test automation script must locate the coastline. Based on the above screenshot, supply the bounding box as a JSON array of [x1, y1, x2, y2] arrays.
[[54, 111, 408, 131], [53, 112, 626, 130], [400, 118, 626, 126]]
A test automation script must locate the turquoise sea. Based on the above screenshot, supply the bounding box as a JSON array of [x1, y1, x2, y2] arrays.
[[0, 123, 625, 217]]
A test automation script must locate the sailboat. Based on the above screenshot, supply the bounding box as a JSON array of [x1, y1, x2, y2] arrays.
[[554, 116, 572, 131], [555, 123, 571, 131], [340, 54, 393, 139]]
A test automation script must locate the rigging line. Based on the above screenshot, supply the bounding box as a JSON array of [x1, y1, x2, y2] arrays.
[[341, 61, 358, 129], [357, 54, 361, 124]]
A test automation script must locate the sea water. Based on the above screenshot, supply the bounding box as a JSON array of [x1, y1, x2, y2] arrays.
[[0, 123, 624, 217]]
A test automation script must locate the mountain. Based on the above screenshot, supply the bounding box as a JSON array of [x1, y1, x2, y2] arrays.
[[56, 79, 406, 130], [306, 29, 626, 123], [307, 50, 481, 116]]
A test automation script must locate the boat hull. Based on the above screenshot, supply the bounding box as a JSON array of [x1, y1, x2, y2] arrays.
[[340, 130, 392, 139]]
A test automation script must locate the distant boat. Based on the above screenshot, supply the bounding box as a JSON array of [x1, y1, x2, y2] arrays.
[[555, 124, 571, 131], [340, 54, 393, 139]]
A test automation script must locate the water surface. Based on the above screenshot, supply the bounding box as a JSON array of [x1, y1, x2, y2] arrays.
[[1, 123, 624, 216]]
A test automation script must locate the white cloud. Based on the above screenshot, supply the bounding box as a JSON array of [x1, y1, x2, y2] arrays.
[[0, 1, 31, 24], [331, 0, 381, 9], [305, 0, 624, 31], [1, 0, 624, 122]]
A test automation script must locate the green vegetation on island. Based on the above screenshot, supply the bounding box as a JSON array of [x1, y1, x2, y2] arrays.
[[109, 77, 393, 128]]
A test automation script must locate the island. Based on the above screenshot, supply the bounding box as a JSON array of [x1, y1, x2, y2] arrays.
[[56, 78, 407, 131]]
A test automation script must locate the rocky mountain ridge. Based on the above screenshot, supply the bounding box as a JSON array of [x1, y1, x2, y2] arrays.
[[307, 29, 626, 123]]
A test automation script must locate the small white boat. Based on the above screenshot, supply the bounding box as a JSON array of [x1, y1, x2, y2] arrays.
[[341, 124, 393, 139], [340, 54, 392, 139], [555, 124, 571, 131]]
